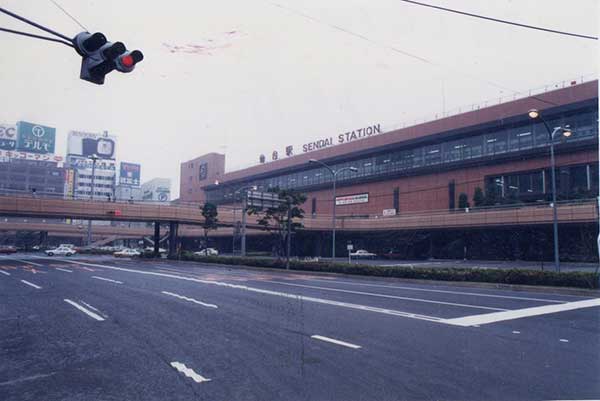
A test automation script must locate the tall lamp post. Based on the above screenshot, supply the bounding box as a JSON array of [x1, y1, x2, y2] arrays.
[[86, 154, 99, 246], [309, 159, 358, 260], [234, 184, 257, 257], [528, 109, 572, 272]]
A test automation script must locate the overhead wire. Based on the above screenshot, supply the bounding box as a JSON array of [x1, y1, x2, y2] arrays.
[[0, 6, 73, 42], [48, 0, 88, 31], [396, 0, 597, 41], [0, 26, 74, 47]]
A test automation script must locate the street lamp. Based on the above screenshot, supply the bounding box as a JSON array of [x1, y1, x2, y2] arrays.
[[234, 184, 258, 256], [86, 154, 99, 246], [309, 159, 358, 260], [528, 109, 572, 272]]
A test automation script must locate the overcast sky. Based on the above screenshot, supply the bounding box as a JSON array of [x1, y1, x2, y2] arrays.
[[1, 0, 597, 197]]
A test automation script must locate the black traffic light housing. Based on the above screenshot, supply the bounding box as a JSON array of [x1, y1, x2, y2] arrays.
[[73, 31, 143, 85]]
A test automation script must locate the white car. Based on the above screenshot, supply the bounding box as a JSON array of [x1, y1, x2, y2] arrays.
[[350, 249, 377, 259], [144, 247, 167, 254], [194, 248, 219, 256], [45, 247, 76, 257], [113, 248, 141, 258]]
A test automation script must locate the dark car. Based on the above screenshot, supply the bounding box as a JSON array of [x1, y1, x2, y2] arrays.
[[0, 245, 17, 254]]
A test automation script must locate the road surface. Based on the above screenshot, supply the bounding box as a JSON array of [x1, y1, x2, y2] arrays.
[[1, 254, 599, 400]]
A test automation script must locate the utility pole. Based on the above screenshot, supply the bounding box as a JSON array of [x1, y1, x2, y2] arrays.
[[286, 198, 292, 269], [86, 154, 98, 246]]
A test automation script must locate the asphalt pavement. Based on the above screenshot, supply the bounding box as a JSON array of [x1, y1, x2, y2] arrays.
[[1, 254, 599, 401]]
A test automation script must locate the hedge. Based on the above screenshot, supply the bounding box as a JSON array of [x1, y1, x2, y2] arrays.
[[173, 253, 599, 289]]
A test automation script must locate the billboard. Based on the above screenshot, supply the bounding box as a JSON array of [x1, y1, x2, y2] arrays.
[[66, 155, 116, 171], [16, 121, 56, 154], [199, 162, 208, 180], [67, 131, 116, 159], [0, 124, 17, 151], [119, 162, 141, 186], [335, 193, 369, 206]]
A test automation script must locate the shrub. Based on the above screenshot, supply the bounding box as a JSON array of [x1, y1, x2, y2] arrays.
[[176, 253, 599, 289]]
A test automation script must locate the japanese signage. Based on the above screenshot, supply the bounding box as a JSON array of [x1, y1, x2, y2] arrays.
[[67, 155, 115, 171], [0, 124, 17, 151], [382, 208, 397, 217], [65, 169, 75, 197], [0, 149, 62, 162], [67, 130, 116, 159], [260, 123, 381, 164], [16, 121, 56, 154], [335, 193, 369, 206], [119, 162, 141, 186]]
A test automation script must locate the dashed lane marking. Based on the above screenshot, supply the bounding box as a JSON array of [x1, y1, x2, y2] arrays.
[[55, 268, 73, 273], [91, 276, 123, 284], [0, 270, 10, 276], [64, 299, 105, 321], [20, 280, 41, 289], [311, 335, 362, 349], [170, 362, 211, 383], [2, 257, 45, 267], [559, 339, 569, 343], [161, 291, 218, 308]]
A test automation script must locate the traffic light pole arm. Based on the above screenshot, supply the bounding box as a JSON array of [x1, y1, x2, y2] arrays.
[[0, 26, 74, 48], [0, 7, 73, 43]]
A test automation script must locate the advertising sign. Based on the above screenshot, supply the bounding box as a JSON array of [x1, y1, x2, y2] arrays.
[[65, 169, 75, 197], [382, 208, 397, 217], [0, 124, 17, 151], [0, 149, 62, 162], [16, 121, 56, 154], [335, 193, 369, 206], [67, 155, 115, 171], [199, 162, 208, 180], [119, 162, 141, 186], [67, 131, 116, 159]]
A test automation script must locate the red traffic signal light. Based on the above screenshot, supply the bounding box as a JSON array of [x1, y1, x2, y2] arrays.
[[116, 50, 143, 72]]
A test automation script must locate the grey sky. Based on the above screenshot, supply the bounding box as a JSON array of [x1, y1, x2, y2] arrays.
[[0, 0, 597, 198]]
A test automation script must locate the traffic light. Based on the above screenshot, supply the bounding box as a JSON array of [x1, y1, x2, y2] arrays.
[[73, 31, 143, 85]]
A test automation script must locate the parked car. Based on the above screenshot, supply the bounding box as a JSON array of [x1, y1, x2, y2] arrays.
[[45, 247, 76, 257], [0, 245, 17, 254], [350, 249, 377, 259], [59, 244, 75, 249], [194, 248, 219, 256], [114, 248, 141, 258], [381, 249, 404, 259]]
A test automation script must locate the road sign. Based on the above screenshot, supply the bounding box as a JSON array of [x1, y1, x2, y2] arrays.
[[347, 244, 354, 251]]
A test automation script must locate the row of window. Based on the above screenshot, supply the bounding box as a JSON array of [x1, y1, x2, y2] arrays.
[[207, 109, 598, 204]]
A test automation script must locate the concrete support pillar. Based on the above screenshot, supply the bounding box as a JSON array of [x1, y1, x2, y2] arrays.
[[168, 221, 178, 258], [39, 231, 48, 247], [153, 222, 160, 257]]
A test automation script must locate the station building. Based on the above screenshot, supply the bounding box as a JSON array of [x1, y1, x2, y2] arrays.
[[181, 80, 599, 261]]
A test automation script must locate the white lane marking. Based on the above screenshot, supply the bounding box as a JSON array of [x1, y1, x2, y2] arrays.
[[512, 331, 521, 334], [311, 335, 362, 349], [262, 280, 506, 311], [81, 301, 102, 314], [4, 257, 45, 267], [442, 298, 600, 327], [64, 299, 105, 321], [161, 291, 218, 308], [308, 278, 569, 303], [91, 276, 123, 284], [59, 260, 445, 323], [55, 268, 73, 273], [0, 270, 10, 276], [170, 362, 211, 383], [559, 339, 569, 343], [20, 280, 41, 289]]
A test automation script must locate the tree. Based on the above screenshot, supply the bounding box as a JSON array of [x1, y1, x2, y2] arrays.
[[201, 202, 219, 248], [473, 187, 485, 207], [458, 193, 470, 209], [484, 184, 499, 206], [247, 187, 307, 257]]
